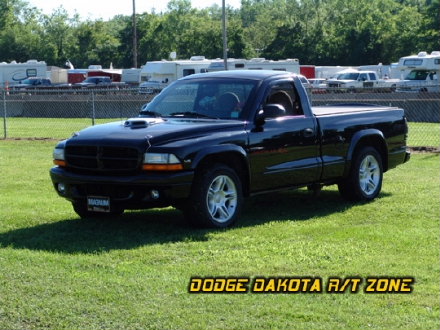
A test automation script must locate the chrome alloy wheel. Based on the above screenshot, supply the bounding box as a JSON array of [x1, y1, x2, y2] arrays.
[[206, 175, 238, 223], [359, 155, 381, 196]]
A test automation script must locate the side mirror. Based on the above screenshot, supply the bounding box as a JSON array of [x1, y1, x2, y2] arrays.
[[255, 104, 286, 126], [262, 104, 286, 118]]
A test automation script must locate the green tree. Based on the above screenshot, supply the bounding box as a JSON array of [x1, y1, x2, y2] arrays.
[[0, 0, 43, 62], [40, 7, 78, 66], [418, 0, 440, 51]]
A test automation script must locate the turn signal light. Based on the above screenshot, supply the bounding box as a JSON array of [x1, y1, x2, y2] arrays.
[[142, 164, 183, 171], [53, 159, 67, 167]]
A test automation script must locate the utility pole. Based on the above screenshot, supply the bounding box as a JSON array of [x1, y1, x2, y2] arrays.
[[132, 0, 138, 68], [222, 0, 228, 70]]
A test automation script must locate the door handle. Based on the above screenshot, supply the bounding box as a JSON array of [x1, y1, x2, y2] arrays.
[[303, 128, 315, 138]]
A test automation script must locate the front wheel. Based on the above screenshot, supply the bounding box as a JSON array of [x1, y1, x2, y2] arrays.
[[185, 164, 243, 228], [338, 147, 383, 201]]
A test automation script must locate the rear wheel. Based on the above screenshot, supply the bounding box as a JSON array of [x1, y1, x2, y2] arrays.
[[338, 147, 383, 201], [185, 164, 243, 228]]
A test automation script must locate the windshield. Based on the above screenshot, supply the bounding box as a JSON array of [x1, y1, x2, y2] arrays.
[[337, 72, 359, 80], [141, 78, 257, 120]]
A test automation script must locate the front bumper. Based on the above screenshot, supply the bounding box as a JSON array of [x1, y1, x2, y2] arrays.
[[404, 150, 411, 163], [50, 166, 194, 209]]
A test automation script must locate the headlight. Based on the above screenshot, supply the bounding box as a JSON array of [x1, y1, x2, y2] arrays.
[[53, 148, 66, 166], [142, 153, 183, 171]]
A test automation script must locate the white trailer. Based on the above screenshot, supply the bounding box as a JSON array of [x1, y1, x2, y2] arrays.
[[315, 66, 354, 79], [0, 60, 47, 87], [47, 66, 69, 84], [207, 58, 300, 74], [396, 51, 440, 92], [139, 56, 212, 92], [122, 68, 142, 85]]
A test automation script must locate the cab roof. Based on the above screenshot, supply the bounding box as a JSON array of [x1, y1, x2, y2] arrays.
[[180, 69, 297, 81]]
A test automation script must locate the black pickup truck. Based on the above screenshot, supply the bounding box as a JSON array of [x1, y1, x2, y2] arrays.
[[50, 70, 410, 228]]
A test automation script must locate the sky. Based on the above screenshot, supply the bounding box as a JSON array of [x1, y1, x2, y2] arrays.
[[26, 0, 242, 20]]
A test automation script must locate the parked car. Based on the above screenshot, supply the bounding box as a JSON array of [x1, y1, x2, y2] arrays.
[[13, 77, 71, 90], [327, 70, 398, 92], [73, 76, 126, 88]]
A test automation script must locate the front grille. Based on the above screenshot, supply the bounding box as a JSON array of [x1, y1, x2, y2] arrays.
[[65, 145, 141, 172]]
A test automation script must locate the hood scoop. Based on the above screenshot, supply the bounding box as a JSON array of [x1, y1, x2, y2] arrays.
[[124, 118, 164, 129]]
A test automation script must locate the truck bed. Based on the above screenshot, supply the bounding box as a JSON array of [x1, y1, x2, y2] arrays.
[[312, 104, 400, 116]]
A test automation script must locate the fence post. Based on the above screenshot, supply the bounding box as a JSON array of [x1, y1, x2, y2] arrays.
[[91, 90, 96, 126], [2, 90, 6, 139]]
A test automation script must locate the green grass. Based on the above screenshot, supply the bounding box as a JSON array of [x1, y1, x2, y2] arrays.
[[0, 140, 439, 330], [407, 122, 439, 147], [1, 118, 439, 147]]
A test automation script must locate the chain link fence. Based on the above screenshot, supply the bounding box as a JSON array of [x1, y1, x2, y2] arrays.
[[1, 88, 154, 140], [1, 87, 439, 147]]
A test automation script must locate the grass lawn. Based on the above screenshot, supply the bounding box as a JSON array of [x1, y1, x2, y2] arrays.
[[1, 118, 439, 147], [408, 122, 439, 147], [0, 140, 438, 330]]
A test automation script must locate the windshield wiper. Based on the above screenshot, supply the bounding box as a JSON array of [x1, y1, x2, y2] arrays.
[[169, 112, 216, 119], [139, 110, 162, 118]]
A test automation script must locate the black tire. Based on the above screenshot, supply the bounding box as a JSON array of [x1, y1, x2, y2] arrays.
[[72, 201, 124, 218], [185, 164, 243, 228], [338, 147, 383, 201]]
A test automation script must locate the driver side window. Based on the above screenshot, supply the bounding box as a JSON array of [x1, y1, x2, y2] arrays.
[[264, 82, 303, 116]]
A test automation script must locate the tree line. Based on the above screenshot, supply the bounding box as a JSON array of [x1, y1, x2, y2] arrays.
[[0, 0, 438, 68]]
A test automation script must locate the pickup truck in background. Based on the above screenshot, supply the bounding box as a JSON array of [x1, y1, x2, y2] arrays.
[[50, 70, 410, 228], [327, 70, 399, 92], [13, 77, 71, 90], [138, 80, 167, 94], [73, 76, 126, 89]]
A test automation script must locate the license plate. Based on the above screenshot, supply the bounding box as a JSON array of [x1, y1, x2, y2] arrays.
[[87, 196, 110, 213]]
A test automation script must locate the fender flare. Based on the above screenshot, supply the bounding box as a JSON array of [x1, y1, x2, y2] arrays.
[[191, 144, 249, 170], [190, 144, 251, 195], [344, 129, 388, 176]]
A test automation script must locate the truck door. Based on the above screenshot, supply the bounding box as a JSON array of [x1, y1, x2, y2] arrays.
[[247, 80, 321, 192]]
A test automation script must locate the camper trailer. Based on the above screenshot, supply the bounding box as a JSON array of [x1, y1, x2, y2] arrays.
[[207, 58, 300, 74], [122, 68, 141, 85], [396, 51, 440, 92], [139, 56, 212, 93], [0, 60, 47, 87]]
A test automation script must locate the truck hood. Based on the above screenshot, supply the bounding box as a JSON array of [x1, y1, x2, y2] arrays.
[[398, 79, 428, 84], [73, 82, 95, 86], [66, 117, 245, 150], [327, 79, 353, 84]]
